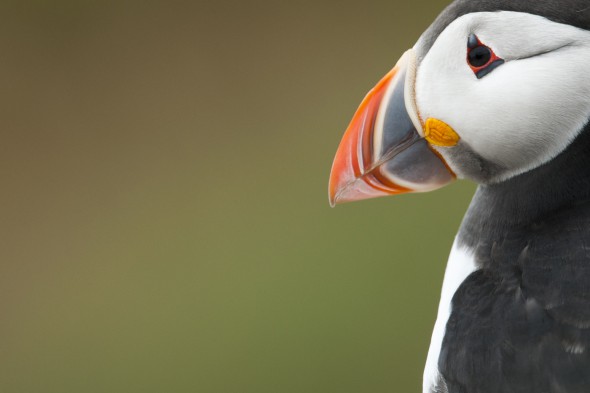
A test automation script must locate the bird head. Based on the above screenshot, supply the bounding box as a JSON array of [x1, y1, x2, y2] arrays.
[[329, 1, 590, 206]]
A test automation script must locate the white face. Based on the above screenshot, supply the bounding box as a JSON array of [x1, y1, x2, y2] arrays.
[[414, 11, 590, 182]]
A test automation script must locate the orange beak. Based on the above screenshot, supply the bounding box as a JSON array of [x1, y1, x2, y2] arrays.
[[329, 50, 455, 206]]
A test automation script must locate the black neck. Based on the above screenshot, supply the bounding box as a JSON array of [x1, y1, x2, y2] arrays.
[[458, 125, 590, 248]]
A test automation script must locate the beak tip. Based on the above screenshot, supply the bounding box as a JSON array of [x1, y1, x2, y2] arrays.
[[328, 179, 338, 207], [328, 189, 336, 207]]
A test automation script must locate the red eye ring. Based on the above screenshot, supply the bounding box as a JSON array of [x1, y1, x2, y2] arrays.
[[467, 34, 504, 79]]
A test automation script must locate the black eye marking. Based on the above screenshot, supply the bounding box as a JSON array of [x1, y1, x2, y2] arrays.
[[467, 33, 478, 49], [467, 34, 504, 79]]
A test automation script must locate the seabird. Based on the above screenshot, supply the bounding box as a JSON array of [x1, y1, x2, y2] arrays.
[[328, 1, 590, 392]]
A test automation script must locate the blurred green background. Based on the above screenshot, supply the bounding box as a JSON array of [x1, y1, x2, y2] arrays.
[[0, 1, 476, 392]]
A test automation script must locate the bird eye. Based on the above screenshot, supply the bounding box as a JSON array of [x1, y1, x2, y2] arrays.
[[468, 46, 491, 67], [466, 34, 504, 79]]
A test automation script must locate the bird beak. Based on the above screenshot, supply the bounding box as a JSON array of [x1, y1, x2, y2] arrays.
[[329, 49, 457, 206]]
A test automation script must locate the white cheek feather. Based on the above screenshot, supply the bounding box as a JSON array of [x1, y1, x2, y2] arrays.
[[423, 240, 477, 393], [415, 12, 590, 182]]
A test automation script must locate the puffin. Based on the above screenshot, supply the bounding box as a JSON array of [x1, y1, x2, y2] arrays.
[[328, 1, 590, 392]]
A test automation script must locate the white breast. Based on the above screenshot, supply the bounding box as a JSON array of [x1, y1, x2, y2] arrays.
[[423, 239, 477, 393]]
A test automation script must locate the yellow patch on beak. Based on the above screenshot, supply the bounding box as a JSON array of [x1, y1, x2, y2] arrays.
[[424, 118, 459, 147]]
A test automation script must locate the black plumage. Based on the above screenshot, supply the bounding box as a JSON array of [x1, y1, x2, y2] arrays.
[[436, 127, 590, 393]]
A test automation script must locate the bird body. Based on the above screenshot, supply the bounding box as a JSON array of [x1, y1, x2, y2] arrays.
[[329, 1, 590, 392], [427, 129, 590, 393]]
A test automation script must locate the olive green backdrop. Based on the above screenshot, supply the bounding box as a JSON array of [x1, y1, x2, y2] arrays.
[[0, 1, 476, 392]]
